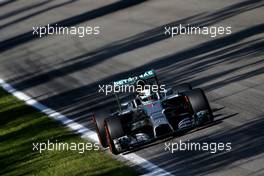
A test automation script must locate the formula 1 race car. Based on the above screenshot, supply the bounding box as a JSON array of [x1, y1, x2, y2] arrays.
[[93, 70, 213, 154]]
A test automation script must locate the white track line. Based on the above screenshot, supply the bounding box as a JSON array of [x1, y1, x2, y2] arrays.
[[0, 78, 173, 176]]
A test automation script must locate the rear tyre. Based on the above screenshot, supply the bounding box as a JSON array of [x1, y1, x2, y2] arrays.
[[105, 118, 125, 155], [185, 88, 213, 123], [93, 112, 108, 148], [174, 83, 192, 93]]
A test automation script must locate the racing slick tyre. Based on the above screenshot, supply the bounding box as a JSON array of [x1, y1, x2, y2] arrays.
[[185, 88, 214, 124], [105, 117, 125, 155], [174, 83, 192, 93], [93, 112, 108, 148]]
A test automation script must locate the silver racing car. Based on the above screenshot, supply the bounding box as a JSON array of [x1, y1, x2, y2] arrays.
[[93, 70, 214, 154]]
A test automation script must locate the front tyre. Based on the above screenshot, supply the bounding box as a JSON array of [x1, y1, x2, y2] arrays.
[[105, 118, 125, 155], [185, 88, 214, 124], [93, 112, 108, 148]]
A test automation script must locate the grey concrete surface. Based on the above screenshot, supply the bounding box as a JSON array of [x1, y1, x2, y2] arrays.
[[0, 0, 264, 175]]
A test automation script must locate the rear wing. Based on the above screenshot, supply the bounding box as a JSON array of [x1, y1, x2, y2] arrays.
[[113, 70, 157, 86]]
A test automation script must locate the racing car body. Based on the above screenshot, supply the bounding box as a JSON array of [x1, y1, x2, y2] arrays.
[[93, 70, 213, 154]]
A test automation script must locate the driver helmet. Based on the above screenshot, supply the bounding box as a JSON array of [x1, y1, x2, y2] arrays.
[[136, 80, 152, 101]]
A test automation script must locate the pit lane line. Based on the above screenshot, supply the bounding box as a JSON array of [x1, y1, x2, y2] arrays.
[[0, 78, 173, 176]]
